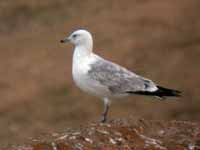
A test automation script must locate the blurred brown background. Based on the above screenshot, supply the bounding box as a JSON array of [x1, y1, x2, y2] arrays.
[[0, 0, 200, 148]]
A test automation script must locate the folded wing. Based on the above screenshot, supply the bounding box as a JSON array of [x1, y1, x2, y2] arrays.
[[88, 57, 158, 94]]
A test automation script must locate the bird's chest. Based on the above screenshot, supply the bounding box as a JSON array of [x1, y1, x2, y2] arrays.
[[72, 57, 95, 93], [72, 61, 90, 88]]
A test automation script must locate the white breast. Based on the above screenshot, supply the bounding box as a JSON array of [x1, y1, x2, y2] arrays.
[[72, 56, 91, 91]]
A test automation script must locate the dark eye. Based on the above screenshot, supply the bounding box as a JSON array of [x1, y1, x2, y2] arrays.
[[73, 34, 77, 38]]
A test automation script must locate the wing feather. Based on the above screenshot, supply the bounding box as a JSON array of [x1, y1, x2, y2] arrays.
[[88, 57, 157, 94]]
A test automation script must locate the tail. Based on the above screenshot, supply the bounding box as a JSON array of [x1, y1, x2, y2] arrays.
[[127, 86, 181, 98]]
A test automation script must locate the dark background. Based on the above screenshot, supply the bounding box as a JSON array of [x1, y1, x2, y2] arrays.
[[0, 0, 200, 147]]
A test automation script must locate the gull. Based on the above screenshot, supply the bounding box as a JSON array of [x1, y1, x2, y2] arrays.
[[60, 29, 181, 123]]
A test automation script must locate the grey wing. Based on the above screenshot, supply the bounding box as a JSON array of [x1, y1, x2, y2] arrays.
[[88, 58, 157, 94]]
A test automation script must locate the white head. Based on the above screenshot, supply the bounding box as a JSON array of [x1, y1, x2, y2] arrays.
[[61, 29, 93, 52]]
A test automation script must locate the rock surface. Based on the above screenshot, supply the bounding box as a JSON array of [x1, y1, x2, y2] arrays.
[[10, 118, 200, 150]]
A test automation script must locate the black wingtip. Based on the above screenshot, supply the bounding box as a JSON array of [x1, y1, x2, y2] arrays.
[[157, 86, 182, 97], [126, 86, 182, 98]]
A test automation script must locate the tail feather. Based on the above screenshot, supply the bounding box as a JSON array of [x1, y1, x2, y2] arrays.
[[126, 86, 181, 98]]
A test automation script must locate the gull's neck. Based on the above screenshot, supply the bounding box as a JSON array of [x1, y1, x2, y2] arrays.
[[73, 39, 93, 60], [73, 44, 94, 71], [74, 45, 92, 58]]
